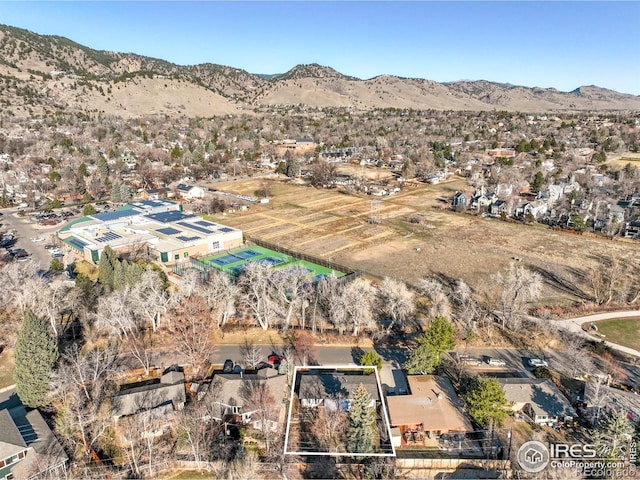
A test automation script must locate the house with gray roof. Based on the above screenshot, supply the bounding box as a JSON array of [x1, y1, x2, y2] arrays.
[[498, 378, 575, 426], [0, 387, 68, 480], [298, 371, 379, 410], [111, 370, 186, 431], [206, 368, 287, 432]]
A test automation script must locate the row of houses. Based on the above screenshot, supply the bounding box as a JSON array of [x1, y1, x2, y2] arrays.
[[453, 187, 640, 237]]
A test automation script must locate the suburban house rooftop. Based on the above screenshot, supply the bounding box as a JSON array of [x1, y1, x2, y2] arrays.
[[386, 375, 473, 434]]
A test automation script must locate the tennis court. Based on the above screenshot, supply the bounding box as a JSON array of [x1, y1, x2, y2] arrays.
[[202, 245, 345, 278]]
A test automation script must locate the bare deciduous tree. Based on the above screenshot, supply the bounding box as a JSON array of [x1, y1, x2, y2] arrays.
[[94, 288, 136, 338], [131, 267, 171, 331], [238, 262, 280, 331], [242, 381, 279, 454], [240, 339, 264, 370], [418, 277, 451, 319], [170, 295, 214, 379], [271, 265, 309, 331], [50, 342, 120, 457], [310, 403, 348, 452], [378, 277, 414, 332], [492, 263, 542, 331], [340, 277, 377, 336], [202, 270, 239, 328], [176, 401, 219, 470]]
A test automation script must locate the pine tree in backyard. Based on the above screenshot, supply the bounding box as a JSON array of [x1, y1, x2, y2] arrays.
[[464, 378, 511, 431], [14, 311, 59, 407], [594, 409, 634, 460], [347, 383, 378, 454]]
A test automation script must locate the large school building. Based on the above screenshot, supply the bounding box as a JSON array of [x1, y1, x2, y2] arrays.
[[57, 199, 243, 265]]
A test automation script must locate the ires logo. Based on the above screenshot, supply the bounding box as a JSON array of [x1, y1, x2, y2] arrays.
[[550, 443, 598, 458]]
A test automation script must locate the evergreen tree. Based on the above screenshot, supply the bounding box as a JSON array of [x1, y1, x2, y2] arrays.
[[82, 203, 97, 216], [97, 157, 109, 179], [119, 183, 132, 202], [594, 410, 634, 460], [464, 378, 511, 430], [111, 182, 122, 202], [124, 261, 144, 287], [113, 260, 126, 291], [405, 316, 455, 374], [285, 155, 301, 178], [14, 311, 58, 407], [531, 171, 545, 193], [347, 383, 378, 454], [98, 246, 117, 291], [359, 351, 383, 374]]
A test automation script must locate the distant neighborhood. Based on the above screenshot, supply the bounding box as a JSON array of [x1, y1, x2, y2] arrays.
[[0, 67, 639, 480]]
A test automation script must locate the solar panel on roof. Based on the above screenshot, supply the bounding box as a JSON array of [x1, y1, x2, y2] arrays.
[[196, 220, 216, 227], [144, 211, 195, 223], [176, 235, 200, 242], [68, 238, 88, 251], [92, 210, 136, 222], [219, 227, 234, 232], [156, 227, 181, 235], [177, 222, 213, 235], [95, 231, 122, 243]]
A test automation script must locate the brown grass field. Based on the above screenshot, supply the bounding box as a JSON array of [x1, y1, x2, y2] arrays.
[[208, 175, 640, 305], [608, 152, 640, 167]]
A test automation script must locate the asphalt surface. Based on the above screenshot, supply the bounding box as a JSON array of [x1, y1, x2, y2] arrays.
[[1, 208, 67, 269]]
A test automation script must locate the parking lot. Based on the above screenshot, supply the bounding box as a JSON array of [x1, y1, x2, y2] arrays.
[[0, 207, 75, 268]]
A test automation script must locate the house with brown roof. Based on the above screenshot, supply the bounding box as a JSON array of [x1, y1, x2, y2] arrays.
[[386, 375, 473, 447]]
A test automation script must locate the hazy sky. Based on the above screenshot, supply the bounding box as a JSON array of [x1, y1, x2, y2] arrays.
[[1, 1, 638, 94]]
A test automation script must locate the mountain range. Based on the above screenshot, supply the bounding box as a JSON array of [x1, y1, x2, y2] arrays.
[[1, 24, 639, 118]]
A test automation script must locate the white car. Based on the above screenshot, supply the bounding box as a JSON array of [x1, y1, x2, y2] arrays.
[[487, 357, 506, 367], [31, 237, 44, 242], [49, 248, 62, 256], [528, 358, 549, 368]]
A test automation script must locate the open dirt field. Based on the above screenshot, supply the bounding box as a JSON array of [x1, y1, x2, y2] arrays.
[[208, 176, 640, 305], [608, 152, 640, 168]]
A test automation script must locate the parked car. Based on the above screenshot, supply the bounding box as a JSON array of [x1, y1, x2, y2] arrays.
[[51, 252, 64, 258], [65, 264, 77, 279], [44, 244, 57, 250], [268, 353, 286, 365], [460, 356, 482, 366], [487, 357, 506, 367], [528, 358, 549, 368], [223, 359, 234, 374], [1, 239, 17, 248]]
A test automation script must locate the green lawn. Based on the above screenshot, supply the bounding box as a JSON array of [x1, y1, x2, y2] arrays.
[[594, 317, 640, 351]]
